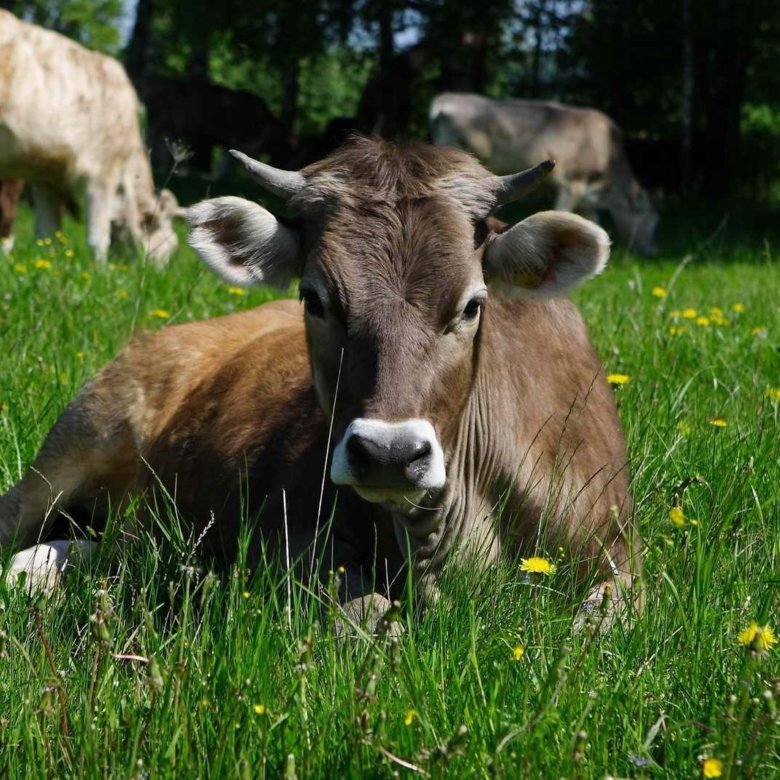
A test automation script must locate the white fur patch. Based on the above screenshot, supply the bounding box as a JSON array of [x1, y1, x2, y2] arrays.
[[4, 539, 96, 595], [187, 197, 300, 288]]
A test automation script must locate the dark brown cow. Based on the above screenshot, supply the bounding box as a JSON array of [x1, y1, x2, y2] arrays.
[[0, 139, 642, 629], [0, 178, 23, 252]]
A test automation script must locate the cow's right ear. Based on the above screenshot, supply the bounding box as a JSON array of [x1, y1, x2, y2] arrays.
[[186, 196, 301, 288]]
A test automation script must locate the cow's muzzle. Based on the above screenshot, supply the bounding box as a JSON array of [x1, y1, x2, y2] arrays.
[[330, 419, 446, 502]]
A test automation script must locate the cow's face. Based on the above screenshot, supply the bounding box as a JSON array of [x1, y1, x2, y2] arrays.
[[609, 182, 658, 256], [187, 140, 609, 512]]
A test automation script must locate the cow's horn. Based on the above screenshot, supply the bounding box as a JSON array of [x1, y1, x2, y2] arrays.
[[229, 150, 305, 201], [494, 160, 555, 206]]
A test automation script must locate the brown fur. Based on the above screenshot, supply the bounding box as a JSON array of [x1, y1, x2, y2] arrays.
[[0, 178, 22, 239], [0, 138, 641, 623]]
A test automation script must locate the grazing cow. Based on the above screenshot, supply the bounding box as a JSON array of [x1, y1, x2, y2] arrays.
[[0, 178, 23, 252], [0, 138, 641, 630], [0, 10, 179, 265], [430, 92, 659, 255]]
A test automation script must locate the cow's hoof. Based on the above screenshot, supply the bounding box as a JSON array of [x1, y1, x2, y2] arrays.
[[335, 594, 405, 638], [572, 581, 623, 634], [3, 539, 97, 595]]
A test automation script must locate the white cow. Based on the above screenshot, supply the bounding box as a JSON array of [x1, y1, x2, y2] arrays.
[[430, 92, 658, 255], [0, 10, 179, 265]]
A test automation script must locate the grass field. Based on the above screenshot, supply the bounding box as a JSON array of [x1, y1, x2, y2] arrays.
[[0, 202, 778, 779]]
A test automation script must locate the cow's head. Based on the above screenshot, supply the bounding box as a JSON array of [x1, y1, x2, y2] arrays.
[[607, 179, 658, 256], [187, 139, 609, 512]]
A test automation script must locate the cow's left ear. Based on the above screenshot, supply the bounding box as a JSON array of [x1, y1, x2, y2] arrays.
[[483, 211, 610, 298]]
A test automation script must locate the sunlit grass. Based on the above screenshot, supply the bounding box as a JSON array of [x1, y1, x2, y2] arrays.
[[0, 207, 778, 777]]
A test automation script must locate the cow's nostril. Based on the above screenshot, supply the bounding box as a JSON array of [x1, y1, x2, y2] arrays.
[[346, 434, 371, 475], [407, 439, 432, 465]]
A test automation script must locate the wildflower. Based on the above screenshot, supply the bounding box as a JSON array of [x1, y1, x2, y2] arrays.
[[682, 308, 698, 319], [253, 703, 267, 716], [711, 314, 729, 326], [520, 557, 556, 576], [766, 387, 780, 402], [64, 249, 74, 258], [709, 306, 723, 317], [116, 289, 128, 299], [242, 591, 250, 599], [512, 645, 525, 661], [81, 271, 91, 282], [751, 326, 768, 339], [13, 263, 26, 273], [36, 238, 44, 247], [150, 309, 170, 319], [737, 622, 777, 651], [606, 373, 630, 386], [651, 286, 667, 298], [676, 420, 692, 436], [696, 316, 710, 327], [34, 258, 52, 270], [669, 506, 686, 527], [702, 758, 723, 778], [228, 286, 247, 296], [404, 709, 417, 726], [709, 418, 727, 427], [669, 325, 688, 336], [43, 237, 52, 246], [731, 303, 745, 313], [55, 230, 66, 245], [75, 351, 84, 361]]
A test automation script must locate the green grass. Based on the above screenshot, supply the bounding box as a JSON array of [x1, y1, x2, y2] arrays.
[[0, 204, 778, 778]]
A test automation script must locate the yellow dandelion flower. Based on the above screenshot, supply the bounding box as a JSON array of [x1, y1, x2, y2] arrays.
[[228, 286, 247, 296], [766, 387, 780, 402], [404, 709, 417, 726], [81, 271, 91, 282], [711, 315, 729, 326], [75, 351, 84, 361], [709, 417, 727, 427], [651, 286, 667, 298], [34, 258, 52, 270], [676, 420, 692, 436], [512, 645, 525, 661], [751, 326, 768, 339], [702, 758, 723, 778], [253, 703, 267, 715], [737, 622, 777, 650], [682, 308, 698, 319], [43, 237, 52, 246], [116, 289, 128, 299], [64, 249, 74, 258], [150, 309, 170, 319], [731, 303, 745, 313], [696, 316, 710, 327], [669, 325, 688, 336], [669, 309, 682, 319], [13, 263, 26, 273], [35, 238, 44, 247], [520, 557, 556, 576], [669, 506, 686, 527], [242, 591, 250, 599], [607, 373, 630, 386], [709, 306, 723, 317]]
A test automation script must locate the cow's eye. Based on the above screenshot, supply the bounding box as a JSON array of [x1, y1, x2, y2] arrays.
[[462, 297, 483, 321], [299, 286, 325, 319]]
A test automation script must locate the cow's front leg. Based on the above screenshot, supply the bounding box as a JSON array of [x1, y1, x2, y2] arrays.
[[3, 539, 97, 595]]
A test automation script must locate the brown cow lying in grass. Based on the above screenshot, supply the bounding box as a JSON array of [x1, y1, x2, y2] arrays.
[[0, 138, 642, 630]]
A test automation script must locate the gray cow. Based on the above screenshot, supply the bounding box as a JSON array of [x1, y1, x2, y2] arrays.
[[430, 92, 658, 255]]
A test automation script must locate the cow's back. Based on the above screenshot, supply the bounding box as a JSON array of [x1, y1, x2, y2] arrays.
[[0, 10, 140, 183], [431, 93, 616, 180]]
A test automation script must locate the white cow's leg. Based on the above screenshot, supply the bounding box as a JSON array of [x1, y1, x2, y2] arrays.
[[553, 182, 578, 212], [85, 178, 118, 262], [31, 185, 62, 239], [4, 539, 96, 595], [0, 233, 13, 254]]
